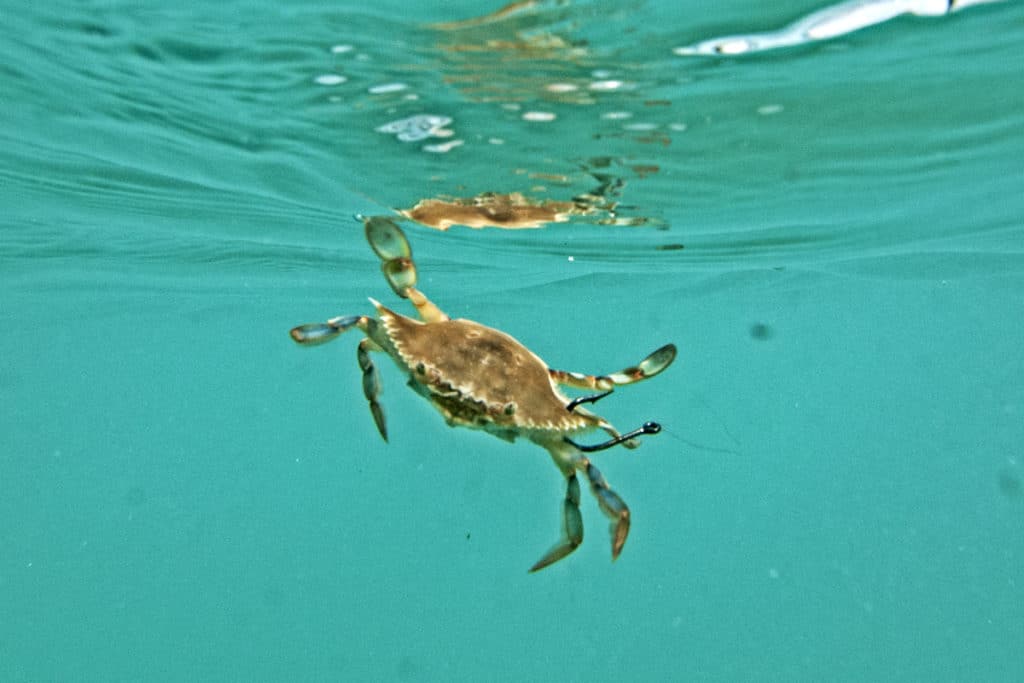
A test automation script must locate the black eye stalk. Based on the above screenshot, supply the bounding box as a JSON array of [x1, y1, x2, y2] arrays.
[[566, 421, 662, 452]]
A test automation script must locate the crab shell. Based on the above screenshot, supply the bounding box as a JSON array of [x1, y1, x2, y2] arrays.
[[290, 215, 676, 572], [373, 299, 599, 444]]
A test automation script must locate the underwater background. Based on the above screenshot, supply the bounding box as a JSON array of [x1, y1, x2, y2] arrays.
[[2, 0, 1023, 680]]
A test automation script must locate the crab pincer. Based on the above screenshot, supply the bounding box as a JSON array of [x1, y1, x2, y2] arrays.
[[290, 216, 678, 571]]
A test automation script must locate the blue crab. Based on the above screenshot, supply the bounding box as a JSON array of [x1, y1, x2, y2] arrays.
[[290, 217, 677, 571]]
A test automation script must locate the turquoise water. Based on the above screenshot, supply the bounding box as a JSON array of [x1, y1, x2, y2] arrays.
[[3, 0, 1023, 680]]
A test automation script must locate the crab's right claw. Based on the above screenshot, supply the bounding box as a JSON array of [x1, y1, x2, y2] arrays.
[[636, 343, 677, 379], [365, 216, 418, 298]]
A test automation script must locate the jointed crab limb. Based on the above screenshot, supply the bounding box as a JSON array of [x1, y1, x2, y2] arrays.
[[364, 216, 449, 323], [550, 343, 678, 391], [290, 315, 366, 346], [582, 459, 630, 560], [358, 338, 388, 441], [530, 445, 632, 571], [291, 216, 678, 571], [567, 421, 662, 453], [291, 315, 390, 440], [364, 216, 412, 261], [529, 471, 584, 573], [404, 287, 449, 324]]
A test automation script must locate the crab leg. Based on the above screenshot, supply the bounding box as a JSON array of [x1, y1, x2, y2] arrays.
[[581, 458, 630, 561], [290, 315, 391, 441], [529, 471, 584, 573], [358, 338, 388, 441], [531, 442, 634, 571], [364, 216, 449, 323], [404, 287, 449, 324], [290, 315, 366, 346], [549, 343, 677, 392]]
